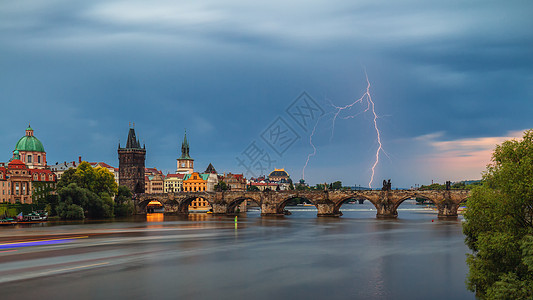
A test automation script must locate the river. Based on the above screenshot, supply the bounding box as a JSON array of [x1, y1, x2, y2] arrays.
[[0, 201, 474, 299]]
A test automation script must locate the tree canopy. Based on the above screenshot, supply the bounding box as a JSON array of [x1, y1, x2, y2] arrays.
[[55, 162, 123, 219], [58, 162, 118, 196], [215, 181, 229, 191], [463, 130, 533, 298]]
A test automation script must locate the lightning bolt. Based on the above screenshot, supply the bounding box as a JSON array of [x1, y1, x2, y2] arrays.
[[303, 71, 384, 188], [302, 114, 328, 181], [365, 74, 383, 189]]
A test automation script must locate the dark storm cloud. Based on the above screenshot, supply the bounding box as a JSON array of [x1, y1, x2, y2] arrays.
[[1, 0, 532, 186]]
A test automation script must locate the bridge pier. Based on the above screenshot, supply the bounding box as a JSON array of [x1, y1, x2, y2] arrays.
[[316, 202, 342, 217], [436, 201, 459, 218], [375, 191, 398, 218], [211, 202, 228, 215], [261, 203, 283, 216], [375, 204, 398, 218]]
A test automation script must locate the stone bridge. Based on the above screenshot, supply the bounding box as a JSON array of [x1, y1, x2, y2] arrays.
[[135, 189, 470, 218]]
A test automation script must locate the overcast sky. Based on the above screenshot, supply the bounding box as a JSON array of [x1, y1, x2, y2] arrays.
[[1, 0, 532, 188]]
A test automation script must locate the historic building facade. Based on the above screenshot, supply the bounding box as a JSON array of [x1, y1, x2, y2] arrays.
[[145, 174, 164, 193], [268, 168, 291, 182], [222, 173, 246, 191], [0, 126, 56, 204], [183, 172, 211, 211], [118, 127, 146, 194], [164, 173, 184, 193]]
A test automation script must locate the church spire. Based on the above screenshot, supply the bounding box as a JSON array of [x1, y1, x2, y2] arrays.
[[180, 129, 191, 159]]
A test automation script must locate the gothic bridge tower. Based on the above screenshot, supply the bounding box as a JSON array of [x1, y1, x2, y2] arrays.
[[118, 126, 146, 194]]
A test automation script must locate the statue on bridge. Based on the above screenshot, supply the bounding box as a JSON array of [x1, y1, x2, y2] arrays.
[[382, 179, 392, 191]]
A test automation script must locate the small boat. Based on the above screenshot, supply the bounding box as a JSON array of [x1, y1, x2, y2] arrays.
[[0, 218, 16, 226], [21, 211, 48, 222]]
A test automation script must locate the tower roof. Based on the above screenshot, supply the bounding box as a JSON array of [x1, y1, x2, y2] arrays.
[[269, 168, 289, 178], [15, 126, 45, 152], [204, 163, 217, 174], [125, 128, 142, 149], [179, 129, 192, 160]]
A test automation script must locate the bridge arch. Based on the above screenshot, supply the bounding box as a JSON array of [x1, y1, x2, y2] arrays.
[[175, 196, 213, 214], [391, 194, 437, 212], [333, 195, 379, 215], [137, 198, 161, 213], [226, 197, 260, 214], [277, 196, 320, 214]]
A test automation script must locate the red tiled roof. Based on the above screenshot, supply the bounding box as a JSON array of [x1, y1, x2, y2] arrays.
[[250, 182, 278, 186], [97, 162, 114, 168], [30, 169, 54, 175], [90, 162, 114, 169], [166, 173, 185, 179], [8, 159, 26, 168], [145, 167, 162, 174]]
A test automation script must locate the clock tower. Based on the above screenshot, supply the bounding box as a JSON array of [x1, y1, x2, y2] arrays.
[[176, 129, 194, 174]]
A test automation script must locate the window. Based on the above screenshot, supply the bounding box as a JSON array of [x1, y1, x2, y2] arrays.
[[38, 156, 41, 163], [27, 155, 32, 163]]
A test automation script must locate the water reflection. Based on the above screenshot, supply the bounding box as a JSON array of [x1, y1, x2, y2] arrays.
[[187, 213, 210, 222], [146, 213, 164, 223]]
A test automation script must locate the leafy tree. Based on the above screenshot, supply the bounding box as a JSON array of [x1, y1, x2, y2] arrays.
[[289, 183, 294, 190], [56, 162, 119, 219], [314, 184, 325, 190], [115, 186, 131, 204], [463, 130, 533, 298], [419, 183, 446, 190], [57, 183, 92, 209], [452, 182, 466, 189], [115, 186, 135, 217], [56, 183, 113, 219], [247, 185, 260, 191], [215, 181, 229, 191], [89, 192, 113, 219], [92, 167, 118, 196], [57, 203, 85, 220], [332, 181, 342, 190], [57, 162, 118, 197], [296, 184, 309, 191]]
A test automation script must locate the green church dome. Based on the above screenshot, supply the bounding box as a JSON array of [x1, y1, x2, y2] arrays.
[[15, 126, 45, 152]]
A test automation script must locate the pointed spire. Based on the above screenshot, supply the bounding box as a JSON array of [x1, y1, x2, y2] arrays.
[[180, 129, 191, 159], [126, 128, 141, 149], [183, 128, 189, 147]]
